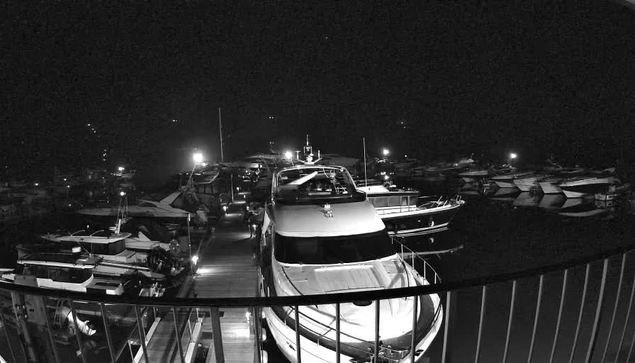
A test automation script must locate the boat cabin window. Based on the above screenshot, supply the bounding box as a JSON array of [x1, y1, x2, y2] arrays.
[[59, 239, 126, 255], [274, 230, 395, 264], [17, 264, 92, 283]]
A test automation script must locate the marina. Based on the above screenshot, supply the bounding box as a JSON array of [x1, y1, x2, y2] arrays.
[[2, 147, 635, 362], [4, 1, 635, 361]]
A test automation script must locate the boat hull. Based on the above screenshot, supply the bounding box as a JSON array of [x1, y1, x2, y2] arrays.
[[263, 294, 442, 363], [539, 182, 562, 194], [494, 181, 516, 189], [381, 204, 462, 237]]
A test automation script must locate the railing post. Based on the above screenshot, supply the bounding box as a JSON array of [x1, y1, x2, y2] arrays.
[[172, 307, 185, 363], [568, 263, 591, 363], [134, 306, 150, 363], [527, 275, 544, 363], [615, 268, 635, 363], [295, 306, 301, 363], [502, 280, 517, 363], [441, 291, 451, 363], [584, 258, 609, 363], [410, 295, 419, 363], [600, 254, 626, 363], [210, 306, 225, 363], [474, 285, 487, 363], [549, 269, 569, 363], [70, 300, 88, 363], [99, 303, 116, 363], [335, 302, 341, 363], [374, 299, 381, 363]]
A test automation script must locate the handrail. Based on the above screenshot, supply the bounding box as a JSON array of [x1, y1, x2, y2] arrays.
[[2, 242, 635, 307]]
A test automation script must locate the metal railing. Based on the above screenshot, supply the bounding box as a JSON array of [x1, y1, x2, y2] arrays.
[[2, 243, 635, 363]]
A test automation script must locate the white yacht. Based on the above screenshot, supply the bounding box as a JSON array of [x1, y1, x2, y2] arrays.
[[40, 225, 171, 281], [491, 171, 533, 189], [512, 174, 547, 192], [559, 176, 620, 199], [258, 158, 443, 363], [1, 252, 124, 295], [357, 183, 464, 237], [538, 176, 563, 194]]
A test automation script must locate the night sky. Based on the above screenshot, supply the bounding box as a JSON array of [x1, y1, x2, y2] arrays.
[[2, 1, 634, 182]]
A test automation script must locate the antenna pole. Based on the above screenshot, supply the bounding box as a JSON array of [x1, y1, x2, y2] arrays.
[[219, 108, 224, 162], [363, 137, 368, 187]]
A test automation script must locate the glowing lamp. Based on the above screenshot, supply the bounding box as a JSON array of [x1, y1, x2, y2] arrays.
[[120, 191, 126, 197], [193, 152, 204, 164], [118, 166, 125, 172], [284, 150, 293, 160], [509, 153, 517, 160], [382, 148, 390, 157], [191, 255, 199, 265]]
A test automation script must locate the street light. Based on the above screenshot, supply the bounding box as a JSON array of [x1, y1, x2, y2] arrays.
[[382, 148, 390, 157], [284, 150, 293, 161], [118, 166, 125, 172], [188, 152, 205, 186], [508, 152, 518, 166]]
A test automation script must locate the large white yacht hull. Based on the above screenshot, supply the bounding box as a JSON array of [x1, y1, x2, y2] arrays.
[[263, 296, 442, 363]]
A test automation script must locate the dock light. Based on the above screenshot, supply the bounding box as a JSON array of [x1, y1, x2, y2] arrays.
[[120, 191, 126, 197], [191, 255, 199, 265], [192, 152, 204, 164], [509, 153, 517, 160], [382, 148, 390, 157], [222, 205, 228, 212], [117, 166, 125, 172], [201, 162, 208, 167], [284, 150, 293, 160], [34, 182, 39, 187]]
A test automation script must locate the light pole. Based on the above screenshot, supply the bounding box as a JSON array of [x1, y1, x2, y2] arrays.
[[508, 152, 517, 166], [188, 152, 204, 187]]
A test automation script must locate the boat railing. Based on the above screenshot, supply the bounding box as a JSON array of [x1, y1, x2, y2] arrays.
[[392, 237, 442, 285], [3, 244, 635, 363]]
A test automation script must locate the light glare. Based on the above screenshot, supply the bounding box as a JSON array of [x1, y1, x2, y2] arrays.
[[193, 152, 204, 164]]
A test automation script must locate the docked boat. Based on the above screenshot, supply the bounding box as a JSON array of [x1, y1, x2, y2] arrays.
[[512, 174, 548, 192], [458, 169, 491, 183], [357, 184, 464, 237], [538, 176, 563, 194], [559, 176, 621, 199], [258, 158, 443, 363], [77, 189, 208, 223], [491, 171, 534, 189], [595, 183, 631, 201], [39, 222, 181, 281], [1, 251, 124, 295]]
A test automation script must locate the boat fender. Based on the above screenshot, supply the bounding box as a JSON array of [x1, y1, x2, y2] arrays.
[[428, 218, 435, 227]]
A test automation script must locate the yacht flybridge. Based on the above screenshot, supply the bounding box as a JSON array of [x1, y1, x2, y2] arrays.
[[258, 148, 443, 363]]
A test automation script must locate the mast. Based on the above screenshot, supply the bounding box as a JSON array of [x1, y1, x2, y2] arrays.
[[363, 137, 368, 187], [219, 108, 224, 162]]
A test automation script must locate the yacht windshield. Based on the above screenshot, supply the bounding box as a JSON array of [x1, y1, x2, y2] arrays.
[[275, 166, 365, 203], [274, 230, 395, 264]]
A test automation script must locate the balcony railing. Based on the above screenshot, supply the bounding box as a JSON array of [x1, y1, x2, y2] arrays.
[[2, 243, 635, 363]]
